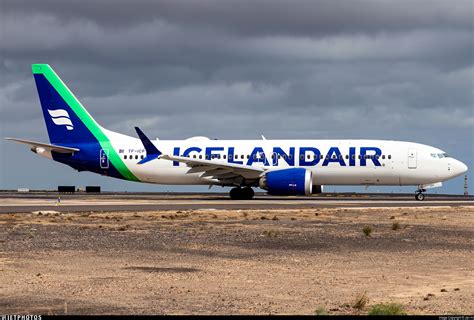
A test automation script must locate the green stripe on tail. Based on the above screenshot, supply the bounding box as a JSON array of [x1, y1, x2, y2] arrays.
[[32, 64, 139, 182]]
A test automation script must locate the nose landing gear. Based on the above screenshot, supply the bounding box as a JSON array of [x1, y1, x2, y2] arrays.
[[229, 187, 254, 200], [415, 188, 426, 201]]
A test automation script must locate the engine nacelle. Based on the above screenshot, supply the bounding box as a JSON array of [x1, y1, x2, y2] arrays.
[[312, 185, 324, 194], [259, 168, 313, 195]]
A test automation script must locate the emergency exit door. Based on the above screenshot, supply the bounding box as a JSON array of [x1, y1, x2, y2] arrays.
[[408, 148, 417, 169], [100, 149, 109, 169]]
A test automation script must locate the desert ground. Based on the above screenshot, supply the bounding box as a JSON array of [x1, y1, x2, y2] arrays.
[[1, 205, 473, 315]]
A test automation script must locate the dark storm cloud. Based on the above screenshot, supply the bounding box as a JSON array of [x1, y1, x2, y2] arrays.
[[0, 0, 472, 193], [2, 0, 472, 34]]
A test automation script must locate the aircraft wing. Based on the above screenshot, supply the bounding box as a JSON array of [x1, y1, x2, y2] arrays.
[[5, 137, 80, 154], [160, 154, 265, 184], [134, 126, 265, 185]]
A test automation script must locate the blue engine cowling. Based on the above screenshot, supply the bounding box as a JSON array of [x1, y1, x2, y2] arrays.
[[259, 168, 313, 195]]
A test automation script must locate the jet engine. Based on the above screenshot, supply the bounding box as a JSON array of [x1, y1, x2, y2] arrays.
[[259, 168, 312, 195]]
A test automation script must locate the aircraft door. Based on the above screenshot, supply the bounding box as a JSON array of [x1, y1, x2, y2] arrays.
[[100, 149, 109, 169], [408, 148, 417, 169]]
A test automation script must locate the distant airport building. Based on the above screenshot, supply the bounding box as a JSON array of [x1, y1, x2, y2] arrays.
[[86, 186, 101, 193], [58, 186, 75, 193]]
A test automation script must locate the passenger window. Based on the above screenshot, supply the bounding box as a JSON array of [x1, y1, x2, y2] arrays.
[[124, 155, 127, 160], [358, 155, 361, 159], [241, 155, 245, 159], [247, 155, 250, 159], [223, 155, 227, 159], [307, 154, 311, 159], [206, 155, 209, 160], [193, 155, 196, 158], [141, 155, 144, 159], [229, 154, 233, 159], [388, 155, 391, 159], [345, 155, 349, 159], [382, 155, 385, 159]]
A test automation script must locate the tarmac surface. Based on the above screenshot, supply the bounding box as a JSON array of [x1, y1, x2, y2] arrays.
[[0, 192, 473, 213]]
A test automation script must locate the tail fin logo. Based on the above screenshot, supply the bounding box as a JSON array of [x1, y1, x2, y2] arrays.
[[48, 109, 74, 130]]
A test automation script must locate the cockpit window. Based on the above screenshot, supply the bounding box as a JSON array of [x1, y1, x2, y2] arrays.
[[431, 152, 450, 158]]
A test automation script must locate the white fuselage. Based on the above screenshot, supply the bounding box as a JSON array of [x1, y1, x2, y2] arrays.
[[102, 130, 468, 188]]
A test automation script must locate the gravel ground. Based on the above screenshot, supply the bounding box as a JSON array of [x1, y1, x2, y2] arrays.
[[0, 206, 473, 315]]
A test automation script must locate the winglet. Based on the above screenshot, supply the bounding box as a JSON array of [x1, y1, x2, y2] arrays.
[[134, 127, 162, 164]]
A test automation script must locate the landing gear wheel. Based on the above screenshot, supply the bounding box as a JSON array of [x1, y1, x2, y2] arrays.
[[415, 192, 425, 201], [229, 187, 254, 200], [242, 187, 255, 200], [230, 187, 242, 200]]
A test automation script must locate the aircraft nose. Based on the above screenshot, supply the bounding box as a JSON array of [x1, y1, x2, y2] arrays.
[[459, 161, 468, 174], [453, 159, 468, 176]]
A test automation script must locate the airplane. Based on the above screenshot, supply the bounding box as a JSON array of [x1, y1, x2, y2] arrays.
[[5, 64, 468, 201]]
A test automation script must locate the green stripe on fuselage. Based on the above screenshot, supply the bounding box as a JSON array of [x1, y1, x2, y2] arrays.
[[32, 64, 139, 182]]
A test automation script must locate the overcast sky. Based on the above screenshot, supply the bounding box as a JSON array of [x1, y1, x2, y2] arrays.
[[1, 0, 473, 194]]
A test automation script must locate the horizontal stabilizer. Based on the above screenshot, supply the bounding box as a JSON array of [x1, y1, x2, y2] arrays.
[[5, 137, 80, 154]]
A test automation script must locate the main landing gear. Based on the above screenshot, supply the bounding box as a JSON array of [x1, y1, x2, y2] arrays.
[[415, 189, 426, 201], [229, 187, 255, 200]]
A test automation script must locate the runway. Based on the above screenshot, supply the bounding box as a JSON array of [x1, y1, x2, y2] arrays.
[[1, 192, 472, 213]]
